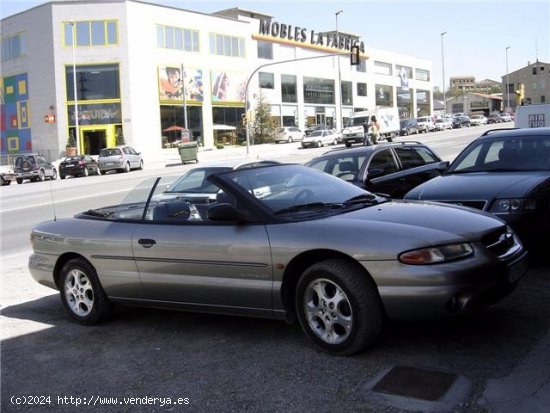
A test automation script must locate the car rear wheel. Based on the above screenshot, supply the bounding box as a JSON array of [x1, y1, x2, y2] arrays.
[[51, 169, 57, 180], [124, 162, 130, 173], [59, 258, 113, 325], [317, 141, 322, 148], [38, 169, 45, 181], [295, 259, 383, 355], [82, 167, 89, 177], [138, 160, 144, 170], [16, 178, 23, 184], [288, 137, 293, 143]]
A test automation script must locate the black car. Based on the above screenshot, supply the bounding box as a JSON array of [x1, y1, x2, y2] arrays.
[[487, 114, 503, 124], [399, 119, 419, 136], [305, 141, 448, 198], [14, 154, 57, 184], [405, 127, 550, 252], [452, 116, 471, 128], [59, 155, 101, 179]]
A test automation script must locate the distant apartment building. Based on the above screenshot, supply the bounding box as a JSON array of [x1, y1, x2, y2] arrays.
[[502, 60, 549, 112], [450, 76, 476, 92]]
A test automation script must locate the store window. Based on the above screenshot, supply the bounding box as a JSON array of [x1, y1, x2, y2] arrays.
[[304, 77, 335, 105], [156, 25, 199, 52], [259, 72, 274, 89], [357, 82, 367, 97], [257, 40, 273, 59], [209, 33, 245, 57], [65, 64, 120, 101], [397, 87, 412, 119], [415, 68, 430, 82], [1, 33, 26, 61], [64, 21, 118, 46], [374, 61, 393, 76], [282, 74, 297, 103], [375, 84, 393, 107], [416, 89, 431, 116], [341, 81, 353, 105]]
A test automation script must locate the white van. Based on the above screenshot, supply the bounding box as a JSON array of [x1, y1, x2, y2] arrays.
[[514, 104, 550, 128], [341, 108, 400, 147]]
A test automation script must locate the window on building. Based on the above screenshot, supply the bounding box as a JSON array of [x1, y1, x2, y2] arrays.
[[542, 95, 546, 103], [341, 81, 353, 105], [64, 21, 118, 47], [209, 33, 245, 57], [281, 74, 297, 103], [259, 72, 274, 89], [374, 61, 393, 76], [257, 40, 273, 59], [415, 68, 430, 82], [304, 77, 335, 104], [65, 64, 120, 101], [375, 84, 394, 107], [357, 82, 367, 97], [156, 25, 199, 52], [1, 32, 26, 61], [533, 67, 537, 75]]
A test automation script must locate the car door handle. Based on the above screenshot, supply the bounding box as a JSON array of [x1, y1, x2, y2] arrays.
[[138, 238, 156, 248]]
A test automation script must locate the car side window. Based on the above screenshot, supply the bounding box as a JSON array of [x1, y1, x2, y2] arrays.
[[368, 149, 398, 175], [394, 147, 438, 170], [123, 147, 131, 155]]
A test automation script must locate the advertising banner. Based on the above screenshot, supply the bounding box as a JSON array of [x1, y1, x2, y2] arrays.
[[158, 65, 204, 103], [210, 71, 247, 103]]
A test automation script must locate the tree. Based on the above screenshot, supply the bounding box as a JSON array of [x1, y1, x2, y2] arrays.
[[250, 93, 275, 144]]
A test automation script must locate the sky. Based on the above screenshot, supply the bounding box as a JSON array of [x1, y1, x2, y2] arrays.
[[1, 0, 549, 90]]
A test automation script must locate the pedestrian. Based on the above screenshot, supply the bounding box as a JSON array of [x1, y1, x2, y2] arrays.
[[369, 115, 381, 145], [363, 121, 371, 146]]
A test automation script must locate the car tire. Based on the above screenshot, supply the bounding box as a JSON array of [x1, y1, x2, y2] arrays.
[[124, 162, 130, 173], [38, 169, 46, 181], [139, 160, 144, 170], [51, 169, 57, 180], [288, 137, 293, 143], [59, 258, 113, 325], [16, 178, 23, 184], [82, 167, 89, 177], [295, 259, 383, 356], [60, 174, 66, 180], [317, 141, 322, 148], [0, 176, 6, 186], [345, 141, 352, 148]]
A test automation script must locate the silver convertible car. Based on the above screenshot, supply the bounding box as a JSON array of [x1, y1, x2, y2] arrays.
[[29, 163, 528, 355]]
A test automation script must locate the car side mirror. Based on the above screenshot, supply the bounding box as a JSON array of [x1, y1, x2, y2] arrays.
[[366, 168, 384, 180], [438, 161, 450, 172], [207, 203, 245, 222]]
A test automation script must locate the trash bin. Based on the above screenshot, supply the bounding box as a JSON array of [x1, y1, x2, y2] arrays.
[[178, 141, 199, 164]]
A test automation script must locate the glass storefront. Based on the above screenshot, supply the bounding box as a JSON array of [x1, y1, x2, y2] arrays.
[[397, 87, 413, 119], [416, 89, 431, 116], [212, 106, 245, 145], [160, 105, 203, 147], [281, 74, 297, 103], [304, 77, 334, 105]]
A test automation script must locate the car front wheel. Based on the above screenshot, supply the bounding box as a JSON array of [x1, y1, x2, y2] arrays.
[[38, 169, 46, 181], [295, 259, 383, 356], [59, 258, 113, 325]]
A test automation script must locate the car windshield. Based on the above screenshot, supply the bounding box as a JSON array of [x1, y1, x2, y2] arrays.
[[100, 148, 122, 157], [309, 131, 324, 137], [448, 135, 550, 173], [164, 167, 231, 194]]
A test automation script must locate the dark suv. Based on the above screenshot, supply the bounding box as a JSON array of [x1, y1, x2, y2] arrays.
[[305, 141, 448, 198], [14, 154, 58, 184], [399, 119, 419, 136]]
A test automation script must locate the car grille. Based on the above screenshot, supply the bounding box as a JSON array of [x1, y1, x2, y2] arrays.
[[481, 227, 516, 257]]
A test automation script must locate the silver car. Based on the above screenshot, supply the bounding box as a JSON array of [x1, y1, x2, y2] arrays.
[[97, 146, 143, 173], [29, 163, 527, 355], [274, 127, 305, 143]]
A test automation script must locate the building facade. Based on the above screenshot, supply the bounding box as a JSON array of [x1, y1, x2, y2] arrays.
[[1, 0, 433, 159], [502, 60, 549, 112]]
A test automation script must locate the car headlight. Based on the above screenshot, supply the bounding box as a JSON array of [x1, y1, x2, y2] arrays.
[[489, 198, 536, 214], [399, 243, 473, 265]]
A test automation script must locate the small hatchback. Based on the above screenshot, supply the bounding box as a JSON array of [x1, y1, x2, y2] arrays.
[[400, 119, 419, 136], [14, 154, 58, 184], [274, 127, 304, 143], [301, 129, 338, 148], [98, 146, 143, 174], [59, 155, 100, 179]]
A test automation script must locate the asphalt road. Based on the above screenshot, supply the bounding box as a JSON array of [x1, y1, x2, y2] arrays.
[[2, 123, 548, 412]]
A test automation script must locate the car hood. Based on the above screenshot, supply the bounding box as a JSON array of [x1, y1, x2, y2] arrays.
[[405, 172, 547, 201]]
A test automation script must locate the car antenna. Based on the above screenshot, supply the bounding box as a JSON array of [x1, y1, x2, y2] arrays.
[[48, 179, 57, 221]]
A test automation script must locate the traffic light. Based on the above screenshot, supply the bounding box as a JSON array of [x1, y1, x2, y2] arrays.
[[350, 45, 360, 66], [515, 83, 525, 106]]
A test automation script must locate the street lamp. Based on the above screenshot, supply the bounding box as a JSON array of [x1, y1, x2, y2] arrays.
[[505, 46, 511, 112], [335, 10, 343, 131], [441, 32, 447, 117], [70, 22, 81, 155]]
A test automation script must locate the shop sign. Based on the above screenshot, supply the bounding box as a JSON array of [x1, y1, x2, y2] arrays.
[[470, 101, 489, 109], [67, 103, 121, 126], [259, 19, 365, 53]]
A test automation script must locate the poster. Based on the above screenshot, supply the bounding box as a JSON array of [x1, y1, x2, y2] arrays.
[[210, 70, 247, 103], [158, 66, 204, 102]]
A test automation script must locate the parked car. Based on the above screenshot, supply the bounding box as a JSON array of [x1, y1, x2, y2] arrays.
[[499, 113, 513, 122], [59, 155, 101, 179], [416, 116, 435, 133], [14, 154, 57, 184], [0, 164, 15, 186], [487, 114, 503, 124], [97, 146, 143, 174], [405, 127, 550, 252], [301, 129, 338, 148], [400, 119, 419, 136], [305, 142, 447, 198], [434, 118, 453, 131], [304, 124, 329, 136], [452, 116, 471, 128], [29, 163, 527, 356], [470, 115, 488, 126], [274, 127, 305, 143]]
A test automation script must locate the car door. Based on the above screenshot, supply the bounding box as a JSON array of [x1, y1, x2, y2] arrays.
[[132, 205, 274, 315], [392, 146, 445, 196], [362, 148, 403, 197]]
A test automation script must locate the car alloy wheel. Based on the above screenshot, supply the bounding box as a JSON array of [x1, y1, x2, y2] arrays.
[[38, 169, 45, 181], [60, 258, 113, 324], [124, 162, 130, 173], [296, 259, 383, 355]]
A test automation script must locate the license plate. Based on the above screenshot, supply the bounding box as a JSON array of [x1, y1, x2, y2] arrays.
[[66, 165, 74, 168], [508, 256, 528, 283]]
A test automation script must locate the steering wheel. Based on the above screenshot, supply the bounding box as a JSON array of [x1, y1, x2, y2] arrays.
[[292, 189, 314, 204]]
